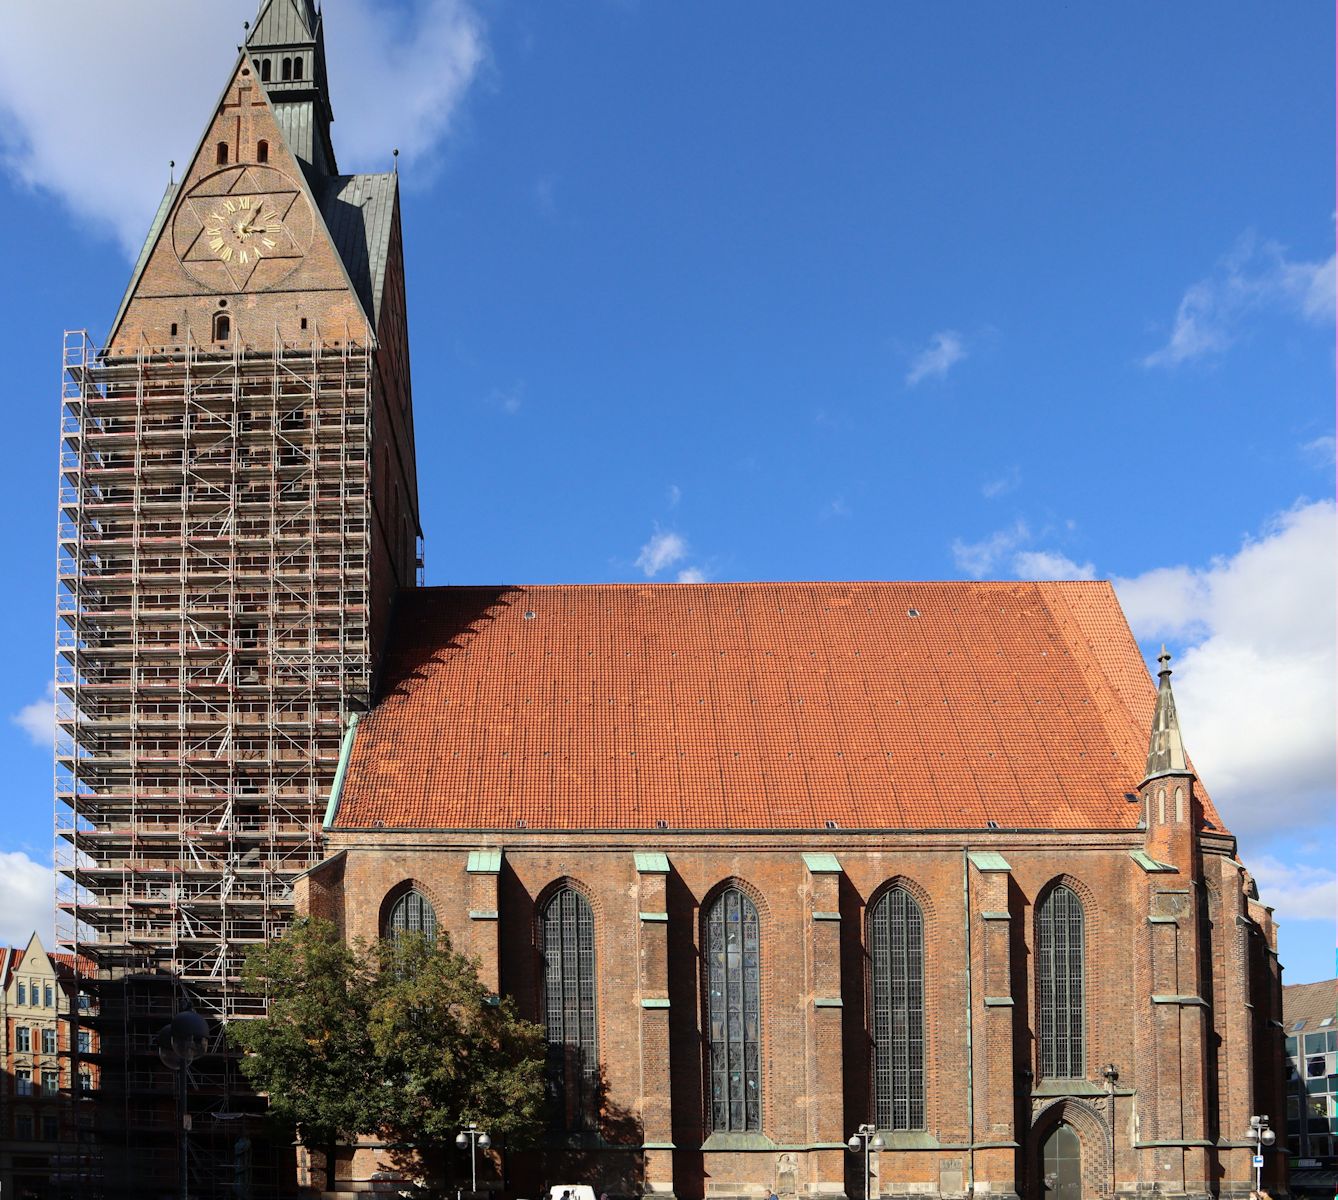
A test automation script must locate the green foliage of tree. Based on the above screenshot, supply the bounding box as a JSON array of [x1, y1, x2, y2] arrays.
[[229, 918, 546, 1156]]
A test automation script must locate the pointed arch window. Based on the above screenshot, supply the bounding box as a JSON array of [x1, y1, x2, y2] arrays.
[[1037, 884, 1085, 1079], [869, 886, 925, 1130], [386, 889, 437, 942], [541, 887, 598, 1131], [705, 887, 762, 1132], [256, 140, 269, 164]]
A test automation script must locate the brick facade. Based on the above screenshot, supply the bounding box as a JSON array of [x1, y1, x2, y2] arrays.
[[298, 815, 1283, 1200]]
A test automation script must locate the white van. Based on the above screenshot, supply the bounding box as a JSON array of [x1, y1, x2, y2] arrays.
[[548, 1186, 598, 1200]]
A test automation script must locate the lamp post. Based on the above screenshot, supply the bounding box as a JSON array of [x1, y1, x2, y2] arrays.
[[156, 1007, 210, 1200], [1246, 1114, 1274, 1195], [456, 1123, 492, 1199], [847, 1123, 886, 1200]]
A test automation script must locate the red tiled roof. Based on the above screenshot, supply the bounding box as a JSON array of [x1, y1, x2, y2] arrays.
[[334, 581, 1223, 832], [50, 952, 98, 979]]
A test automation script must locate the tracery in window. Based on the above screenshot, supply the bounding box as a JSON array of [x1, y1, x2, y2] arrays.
[[705, 886, 762, 1132], [541, 886, 598, 1131], [1037, 884, 1085, 1079], [869, 886, 925, 1129], [386, 888, 437, 942]]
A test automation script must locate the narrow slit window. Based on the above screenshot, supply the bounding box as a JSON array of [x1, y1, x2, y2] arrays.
[[215, 142, 228, 165], [292, 57, 303, 81], [260, 58, 272, 82], [257, 140, 269, 164], [282, 57, 293, 81], [212, 313, 230, 342]]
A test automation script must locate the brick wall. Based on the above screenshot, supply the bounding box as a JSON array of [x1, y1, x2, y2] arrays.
[[300, 827, 1277, 1200]]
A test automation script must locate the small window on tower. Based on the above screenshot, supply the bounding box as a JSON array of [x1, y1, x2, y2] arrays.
[[213, 313, 231, 343], [216, 142, 229, 165], [282, 57, 293, 81], [293, 57, 304, 81], [170, 322, 178, 338], [257, 140, 269, 164], [260, 58, 272, 82]]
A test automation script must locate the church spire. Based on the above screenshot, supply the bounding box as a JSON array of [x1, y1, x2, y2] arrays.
[[1143, 646, 1190, 781]]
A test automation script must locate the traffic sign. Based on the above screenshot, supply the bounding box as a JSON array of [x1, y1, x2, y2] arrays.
[[1252, 1155, 1264, 1167]]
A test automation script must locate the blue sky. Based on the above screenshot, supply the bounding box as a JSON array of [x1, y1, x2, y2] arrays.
[[0, 2, 1332, 980]]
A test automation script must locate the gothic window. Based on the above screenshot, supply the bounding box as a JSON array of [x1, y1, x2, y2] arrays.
[[257, 140, 269, 164], [705, 887, 762, 1132], [215, 142, 228, 165], [541, 887, 598, 1131], [386, 889, 437, 942], [1037, 884, 1085, 1079], [260, 58, 272, 82], [869, 886, 925, 1129], [282, 57, 293, 81], [292, 57, 304, 81], [212, 313, 230, 343]]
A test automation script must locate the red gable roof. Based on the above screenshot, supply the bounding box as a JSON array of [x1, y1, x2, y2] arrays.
[[334, 581, 1222, 833]]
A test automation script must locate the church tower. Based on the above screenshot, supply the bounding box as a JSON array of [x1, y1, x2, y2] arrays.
[[54, 2, 419, 1190]]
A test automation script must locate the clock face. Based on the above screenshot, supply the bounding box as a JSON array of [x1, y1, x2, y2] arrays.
[[172, 165, 314, 291]]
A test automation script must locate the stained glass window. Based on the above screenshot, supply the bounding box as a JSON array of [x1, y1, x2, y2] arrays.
[[1037, 885, 1085, 1079], [542, 887, 598, 1131], [705, 887, 762, 1132], [386, 889, 437, 942], [869, 887, 925, 1129]]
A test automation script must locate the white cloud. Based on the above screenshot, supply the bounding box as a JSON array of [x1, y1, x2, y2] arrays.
[[666, 484, 682, 509], [12, 681, 56, 750], [905, 330, 967, 387], [636, 529, 688, 577], [981, 467, 1020, 499], [1250, 856, 1336, 923], [676, 567, 707, 583], [1114, 500, 1336, 843], [0, 853, 54, 948], [487, 382, 523, 415], [0, 1, 486, 256], [1012, 550, 1096, 581], [951, 520, 1030, 577], [1301, 434, 1336, 468], [1143, 233, 1336, 368]]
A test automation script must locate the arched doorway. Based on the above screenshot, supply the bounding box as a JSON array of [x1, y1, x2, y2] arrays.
[[1042, 1122, 1082, 1200]]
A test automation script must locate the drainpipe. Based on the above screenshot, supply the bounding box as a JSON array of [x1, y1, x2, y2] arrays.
[[963, 846, 975, 1197]]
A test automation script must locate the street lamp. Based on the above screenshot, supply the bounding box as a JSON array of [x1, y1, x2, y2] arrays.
[[455, 1123, 492, 1199], [1245, 1115, 1275, 1195], [847, 1123, 886, 1200], [156, 1007, 210, 1200]]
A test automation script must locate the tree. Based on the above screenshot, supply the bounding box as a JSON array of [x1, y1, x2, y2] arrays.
[[230, 918, 547, 1163]]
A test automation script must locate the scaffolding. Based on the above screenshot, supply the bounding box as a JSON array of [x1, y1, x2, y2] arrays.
[[55, 326, 375, 1196]]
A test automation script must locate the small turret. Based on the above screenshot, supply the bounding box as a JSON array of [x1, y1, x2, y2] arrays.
[[1138, 647, 1197, 870], [1143, 645, 1191, 782], [245, 0, 336, 179]]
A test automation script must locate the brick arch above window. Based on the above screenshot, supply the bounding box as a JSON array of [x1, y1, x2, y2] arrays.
[[378, 878, 443, 941]]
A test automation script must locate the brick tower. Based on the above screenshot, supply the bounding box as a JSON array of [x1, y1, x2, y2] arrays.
[[54, 1, 419, 1192]]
